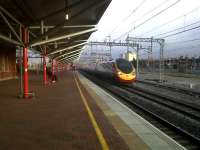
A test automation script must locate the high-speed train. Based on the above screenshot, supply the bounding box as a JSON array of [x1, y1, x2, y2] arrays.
[[79, 58, 136, 83]]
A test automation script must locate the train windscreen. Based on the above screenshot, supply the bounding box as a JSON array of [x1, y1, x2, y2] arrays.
[[116, 59, 133, 73]]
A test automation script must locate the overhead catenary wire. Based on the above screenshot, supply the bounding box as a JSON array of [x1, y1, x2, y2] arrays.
[[145, 32, 200, 58], [124, 2, 200, 59], [109, 0, 170, 38], [129, 0, 170, 29], [138, 5, 200, 37], [166, 38, 200, 45], [108, 0, 147, 36], [122, 0, 147, 21], [139, 43, 200, 57], [166, 40, 200, 49], [165, 44, 200, 53], [160, 25, 200, 38], [153, 19, 200, 37], [110, 0, 170, 38], [115, 0, 181, 40]]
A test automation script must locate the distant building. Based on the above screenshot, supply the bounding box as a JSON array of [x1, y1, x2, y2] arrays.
[[121, 51, 137, 61]]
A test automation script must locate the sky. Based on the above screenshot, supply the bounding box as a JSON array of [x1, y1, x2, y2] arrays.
[[82, 0, 200, 59]]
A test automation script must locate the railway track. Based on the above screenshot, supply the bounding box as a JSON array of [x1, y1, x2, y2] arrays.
[[125, 84, 200, 119], [120, 85, 200, 140], [136, 79, 200, 98], [80, 71, 200, 149]]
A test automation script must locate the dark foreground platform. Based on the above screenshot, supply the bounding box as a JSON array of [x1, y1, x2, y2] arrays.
[[0, 71, 129, 150]]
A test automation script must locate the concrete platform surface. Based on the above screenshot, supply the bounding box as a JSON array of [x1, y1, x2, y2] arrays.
[[77, 72, 186, 150], [0, 71, 129, 150]]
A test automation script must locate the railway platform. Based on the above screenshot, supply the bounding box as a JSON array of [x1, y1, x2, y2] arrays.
[[0, 71, 185, 150]]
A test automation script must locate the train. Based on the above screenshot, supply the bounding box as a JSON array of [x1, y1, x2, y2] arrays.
[[79, 58, 136, 84]]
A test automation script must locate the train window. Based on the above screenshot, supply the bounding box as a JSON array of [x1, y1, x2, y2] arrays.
[[116, 58, 133, 73]]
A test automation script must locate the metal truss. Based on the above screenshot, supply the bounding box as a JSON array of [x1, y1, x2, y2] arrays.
[[30, 28, 96, 47], [126, 37, 164, 44], [88, 41, 139, 47], [0, 6, 23, 46], [53, 48, 83, 60], [29, 25, 96, 29], [48, 42, 87, 55]]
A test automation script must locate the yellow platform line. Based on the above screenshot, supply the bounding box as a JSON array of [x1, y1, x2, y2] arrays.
[[74, 74, 110, 150]]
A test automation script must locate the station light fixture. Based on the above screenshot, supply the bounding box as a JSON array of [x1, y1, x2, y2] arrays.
[[65, 14, 69, 20], [65, 0, 69, 20]]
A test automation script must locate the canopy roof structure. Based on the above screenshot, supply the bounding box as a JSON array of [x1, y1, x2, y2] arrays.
[[0, 0, 111, 62]]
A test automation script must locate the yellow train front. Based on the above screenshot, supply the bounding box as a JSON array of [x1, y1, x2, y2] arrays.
[[114, 58, 136, 83], [91, 58, 136, 84]]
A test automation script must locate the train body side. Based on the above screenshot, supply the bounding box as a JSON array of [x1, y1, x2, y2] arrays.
[[79, 58, 136, 84], [95, 62, 115, 80]]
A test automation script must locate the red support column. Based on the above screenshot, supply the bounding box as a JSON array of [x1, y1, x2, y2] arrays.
[[51, 59, 54, 82], [56, 61, 58, 77], [61, 63, 64, 77], [22, 27, 29, 98], [43, 47, 47, 85], [62, 64, 64, 74]]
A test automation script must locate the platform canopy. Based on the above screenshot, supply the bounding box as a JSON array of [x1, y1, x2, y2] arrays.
[[0, 0, 111, 62]]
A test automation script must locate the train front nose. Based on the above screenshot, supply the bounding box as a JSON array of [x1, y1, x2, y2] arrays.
[[115, 58, 136, 83], [117, 71, 136, 82]]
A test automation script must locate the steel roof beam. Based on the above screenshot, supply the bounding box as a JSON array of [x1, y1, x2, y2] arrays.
[[0, 6, 22, 25], [48, 41, 87, 55], [74, 40, 88, 43], [35, 0, 83, 23], [54, 48, 83, 60], [64, 54, 80, 61], [59, 56, 79, 63], [31, 0, 105, 43], [0, 33, 21, 45], [0, 11, 23, 45], [58, 52, 80, 61], [61, 55, 80, 63], [60, 51, 80, 59], [29, 25, 96, 29], [47, 40, 85, 45], [30, 28, 95, 47], [63, 58, 79, 63]]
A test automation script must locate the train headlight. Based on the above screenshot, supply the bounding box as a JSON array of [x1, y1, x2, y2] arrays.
[[117, 71, 122, 75]]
